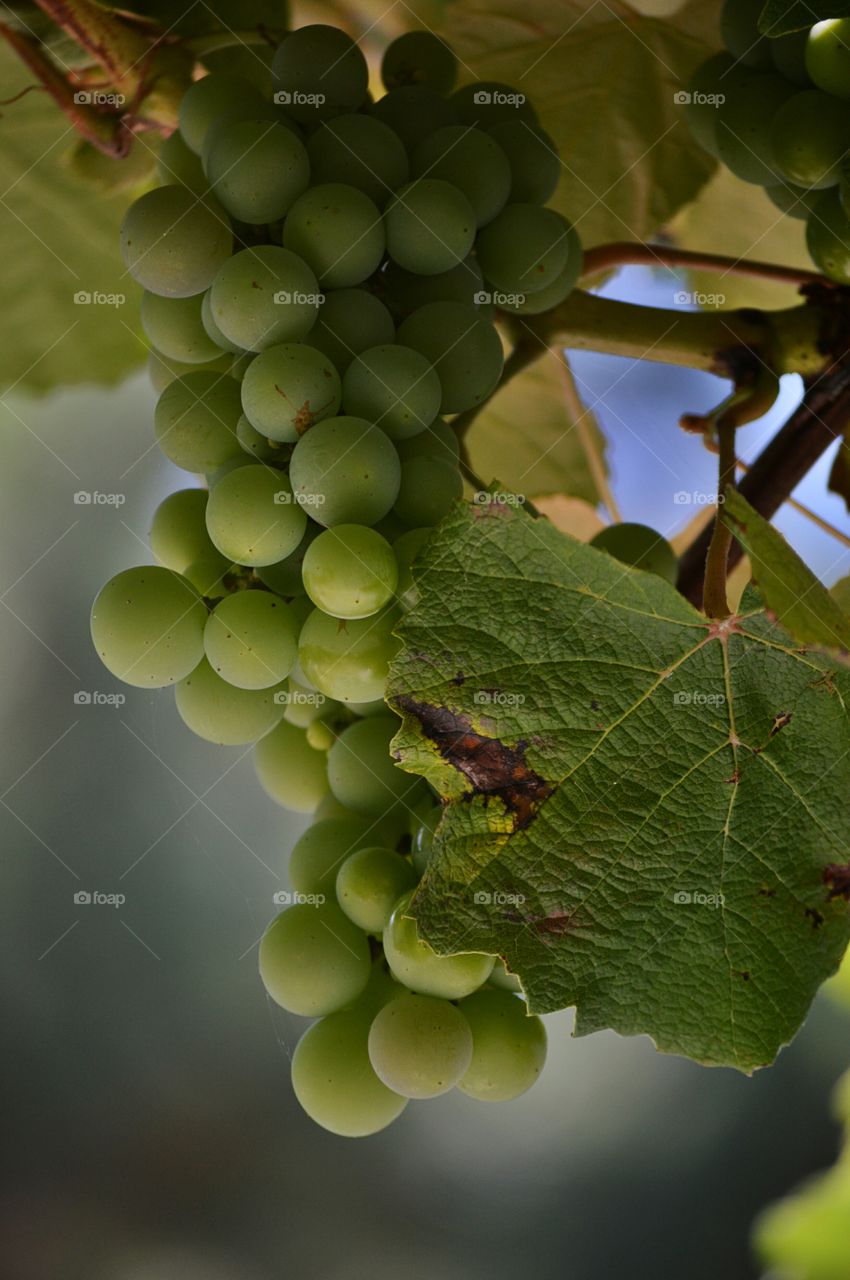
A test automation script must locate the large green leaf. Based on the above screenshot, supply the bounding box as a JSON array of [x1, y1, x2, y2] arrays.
[[760, 0, 850, 36], [388, 501, 850, 1070], [0, 43, 150, 393], [438, 0, 719, 245]]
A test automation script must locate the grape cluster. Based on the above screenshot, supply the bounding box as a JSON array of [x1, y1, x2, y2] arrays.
[[93, 22, 574, 1135], [684, 2, 850, 281]]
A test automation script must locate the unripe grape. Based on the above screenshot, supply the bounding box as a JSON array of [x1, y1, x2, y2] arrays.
[[385, 179, 476, 275], [368, 992, 473, 1098], [298, 605, 400, 703], [254, 718, 331, 811], [204, 590, 299, 689], [141, 291, 223, 364], [327, 715, 421, 815], [589, 522, 678, 584], [284, 183, 385, 288], [369, 86, 458, 153], [175, 657, 286, 744], [205, 464, 307, 566], [179, 72, 265, 154], [154, 371, 243, 473], [336, 847, 417, 932], [259, 902, 371, 1016], [383, 890, 495, 998], [120, 185, 232, 298], [381, 31, 458, 94], [91, 566, 207, 688], [458, 987, 547, 1101], [272, 24, 369, 121], [806, 20, 850, 99], [307, 114, 409, 207], [302, 524, 398, 619]]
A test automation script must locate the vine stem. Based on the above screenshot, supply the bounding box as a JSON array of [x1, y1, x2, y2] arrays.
[[702, 416, 738, 619], [579, 241, 826, 288]]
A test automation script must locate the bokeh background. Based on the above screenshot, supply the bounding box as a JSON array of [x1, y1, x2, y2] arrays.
[[2, 260, 849, 1279]]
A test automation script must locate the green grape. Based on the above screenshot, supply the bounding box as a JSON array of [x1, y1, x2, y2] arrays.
[[485, 118, 560, 204], [157, 130, 207, 191], [289, 417, 401, 527], [257, 523, 320, 596], [259, 901, 371, 1016], [237, 413, 281, 462], [306, 718, 336, 751], [140, 291, 222, 364], [681, 53, 737, 158], [397, 418, 460, 464], [715, 72, 795, 185], [91, 566, 206, 688], [208, 245, 322, 352], [228, 350, 257, 381], [184, 552, 233, 599], [291, 1005, 408, 1137], [410, 800, 440, 876], [477, 202, 570, 294], [120, 185, 232, 297], [770, 30, 812, 86], [146, 347, 231, 395], [770, 91, 850, 190], [307, 114, 409, 207], [326, 714, 421, 815], [381, 255, 485, 319], [154, 371, 243, 473], [394, 455, 463, 527], [298, 605, 400, 702], [383, 891, 495, 997], [450, 81, 537, 128], [381, 31, 457, 94], [175, 657, 285, 744], [368, 992, 473, 1098], [201, 290, 242, 355], [766, 181, 822, 220], [205, 120, 310, 223], [254, 718, 331, 811], [205, 464, 307, 566], [457, 987, 547, 1101], [394, 526, 431, 611], [283, 183, 385, 288], [385, 179, 475, 275], [335, 847, 417, 933], [306, 288, 395, 374], [342, 344, 441, 440], [240, 342, 341, 442], [412, 126, 511, 228], [150, 488, 212, 571], [205, 455, 248, 487], [720, 0, 771, 68], [281, 675, 332, 728], [204, 590, 298, 688], [200, 40, 275, 93], [589, 522, 678, 584], [201, 101, 302, 175], [806, 20, 850, 99], [398, 301, 503, 413], [290, 816, 387, 895], [302, 524, 398, 619], [488, 957, 523, 993], [498, 226, 582, 315], [309, 792, 352, 822], [272, 24, 369, 122], [369, 86, 458, 153], [807, 187, 850, 281], [178, 72, 265, 154]]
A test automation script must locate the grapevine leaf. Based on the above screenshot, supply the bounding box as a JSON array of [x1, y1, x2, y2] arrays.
[[437, 0, 719, 246], [0, 42, 147, 394], [723, 489, 850, 664], [828, 433, 850, 512], [105, 1, 286, 36], [465, 353, 608, 503], [388, 501, 850, 1071], [759, 0, 850, 36]]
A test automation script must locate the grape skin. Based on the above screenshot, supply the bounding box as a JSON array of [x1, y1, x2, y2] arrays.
[[336, 847, 417, 933], [141, 291, 223, 364], [272, 24, 369, 122], [283, 183, 386, 288], [204, 589, 299, 689], [289, 416, 401, 527], [289, 815, 392, 895], [302, 524, 399, 619], [120, 185, 232, 298], [179, 72, 266, 154], [205, 464, 307, 566], [298, 605, 400, 703], [381, 31, 458, 95], [208, 246, 321, 353], [259, 901, 371, 1016], [398, 301, 504, 413], [385, 179, 476, 275], [149, 488, 213, 572], [175, 657, 286, 744], [368, 992, 473, 1098], [327, 715, 421, 815], [342, 343, 441, 440], [306, 288, 396, 374], [254, 718, 331, 812], [383, 890, 495, 998], [154, 371, 243, 473], [412, 125, 511, 227], [307, 114, 410, 208], [240, 343, 342, 442], [91, 566, 207, 688]]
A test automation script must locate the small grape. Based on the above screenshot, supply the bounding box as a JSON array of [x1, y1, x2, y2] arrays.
[[381, 255, 485, 318], [715, 72, 795, 185], [497, 226, 582, 315], [307, 114, 409, 207], [259, 901, 371, 1016], [240, 343, 341, 442], [208, 246, 321, 353], [368, 992, 473, 1098], [298, 605, 400, 702], [257, 523, 321, 596], [205, 464, 307, 566], [336, 847, 418, 933], [457, 986, 547, 1101], [381, 31, 458, 94], [254, 718, 331, 811], [307, 288, 396, 374], [385, 179, 476, 275], [806, 19, 850, 99], [91, 566, 206, 688], [204, 590, 299, 688], [201, 290, 242, 355], [486, 119, 560, 204], [342, 344, 441, 440], [477, 202, 571, 294], [290, 815, 390, 895], [383, 890, 495, 997], [120, 185, 232, 297], [450, 81, 537, 128], [205, 120, 310, 223], [589, 522, 678, 584], [283, 183, 385, 288], [397, 419, 460, 464], [141, 291, 223, 365], [369, 86, 458, 153], [720, 0, 771, 68], [770, 91, 850, 190], [184, 552, 233, 600], [178, 72, 266, 154], [149, 488, 212, 572], [154, 370, 243, 473], [272, 24, 369, 121], [394, 455, 463, 527], [146, 348, 231, 395], [157, 130, 206, 192], [302, 524, 398, 619], [410, 800, 441, 876], [289, 417, 401, 527], [398, 301, 504, 413], [175, 657, 286, 744], [327, 715, 421, 815], [807, 188, 850, 282], [306, 718, 336, 751], [412, 126, 511, 227]]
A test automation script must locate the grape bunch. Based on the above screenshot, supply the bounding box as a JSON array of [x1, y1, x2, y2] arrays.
[[683, 1, 850, 282], [93, 22, 575, 1135]]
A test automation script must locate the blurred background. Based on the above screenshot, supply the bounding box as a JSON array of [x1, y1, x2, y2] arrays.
[[2, 258, 849, 1280]]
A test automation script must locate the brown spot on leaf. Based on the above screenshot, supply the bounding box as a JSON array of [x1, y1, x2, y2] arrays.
[[805, 907, 825, 929], [758, 886, 776, 898], [394, 695, 553, 829], [769, 711, 793, 737], [740, 970, 751, 982], [823, 863, 850, 900], [451, 672, 465, 686], [533, 910, 576, 939]]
